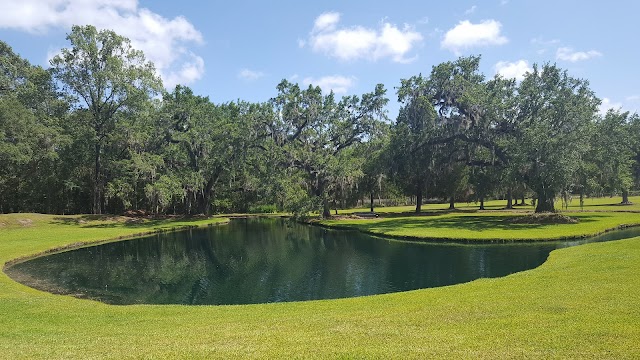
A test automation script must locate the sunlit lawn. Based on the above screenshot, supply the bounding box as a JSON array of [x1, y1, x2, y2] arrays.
[[322, 211, 640, 241], [1, 211, 639, 358], [340, 195, 640, 214]]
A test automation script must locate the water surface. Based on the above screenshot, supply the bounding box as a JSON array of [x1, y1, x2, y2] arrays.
[[8, 218, 639, 305]]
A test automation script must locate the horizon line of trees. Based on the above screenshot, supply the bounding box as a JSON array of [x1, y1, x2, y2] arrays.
[[2, 25, 639, 217]]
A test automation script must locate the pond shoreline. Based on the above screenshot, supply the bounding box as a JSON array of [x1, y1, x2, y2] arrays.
[[310, 218, 640, 244], [2, 217, 230, 270]]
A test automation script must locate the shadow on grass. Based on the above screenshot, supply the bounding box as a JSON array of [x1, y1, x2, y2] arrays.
[[352, 213, 607, 234], [50, 215, 210, 229], [571, 202, 634, 208]]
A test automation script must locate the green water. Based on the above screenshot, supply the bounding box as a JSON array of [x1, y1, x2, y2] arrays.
[[8, 218, 640, 305]]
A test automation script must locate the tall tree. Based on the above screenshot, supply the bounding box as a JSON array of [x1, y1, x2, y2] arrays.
[[590, 109, 635, 204], [51, 25, 162, 214], [515, 64, 599, 212], [159, 86, 266, 214], [357, 124, 390, 212], [392, 74, 437, 213], [0, 41, 67, 213], [269, 80, 388, 217]]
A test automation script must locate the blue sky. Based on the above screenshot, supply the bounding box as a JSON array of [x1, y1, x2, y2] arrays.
[[1, 0, 638, 117]]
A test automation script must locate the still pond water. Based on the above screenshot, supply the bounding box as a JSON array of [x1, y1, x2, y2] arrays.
[[9, 218, 640, 305]]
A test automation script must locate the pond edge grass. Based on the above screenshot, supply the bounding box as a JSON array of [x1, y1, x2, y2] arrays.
[[312, 217, 640, 244], [2, 217, 230, 271]]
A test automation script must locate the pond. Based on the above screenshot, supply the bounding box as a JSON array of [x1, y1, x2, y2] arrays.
[[7, 218, 640, 305]]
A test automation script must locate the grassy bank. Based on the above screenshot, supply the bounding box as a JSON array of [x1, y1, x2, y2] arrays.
[[1, 213, 639, 358], [321, 211, 640, 241]]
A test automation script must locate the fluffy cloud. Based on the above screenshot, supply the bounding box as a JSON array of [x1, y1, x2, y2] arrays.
[[238, 68, 265, 81], [163, 55, 205, 89], [306, 12, 423, 63], [494, 60, 531, 82], [556, 47, 602, 62], [302, 75, 356, 94], [0, 0, 205, 88], [599, 97, 623, 116], [441, 20, 508, 54]]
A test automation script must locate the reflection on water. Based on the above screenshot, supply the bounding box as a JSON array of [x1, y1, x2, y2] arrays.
[[8, 218, 639, 305]]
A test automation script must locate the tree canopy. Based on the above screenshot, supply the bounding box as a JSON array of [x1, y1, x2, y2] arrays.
[[0, 28, 636, 216]]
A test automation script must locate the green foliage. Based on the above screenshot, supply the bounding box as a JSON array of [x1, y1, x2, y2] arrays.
[[50, 25, 162, 214], [268, 80, 388, 217], [514, 64, 599, 212], [0, 42, 67, 213], [1, 29, 639, 217], [247, 204, 279, 214], [588, 109, 635, 200]]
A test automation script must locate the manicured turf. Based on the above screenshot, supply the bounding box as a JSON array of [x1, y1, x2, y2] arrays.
[[341, 195, 640, 214], [322, 211, 640, 241], [1, 212, 640, 358]]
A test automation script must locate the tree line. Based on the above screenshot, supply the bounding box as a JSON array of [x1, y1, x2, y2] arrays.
[[1, 25, 638, 216]]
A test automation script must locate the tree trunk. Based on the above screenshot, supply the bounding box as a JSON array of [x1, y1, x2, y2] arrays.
[[521, 194, 526, 206], [479, 196, 485, 210], [622, 188, 630, 204], [535, 191, 555, 213], [201, 178, 215, 215], [370, 191, 374, 212], [579, 189, 584, 210], [449, 194, 455, 210], [506, 188, 513, 209], [93, 143, 102, 214], [415, 184, 423, 213], [322, 199, 331, 218]]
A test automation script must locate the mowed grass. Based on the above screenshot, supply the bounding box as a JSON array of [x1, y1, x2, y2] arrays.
[[341, 195, 640, 214], [322, 211, 640, 241], [0, 213, 639, 358]]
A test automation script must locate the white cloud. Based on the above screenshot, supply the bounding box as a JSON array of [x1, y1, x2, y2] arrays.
[[238, 68, 265, 81], [163, 54, 205, 89], [556, 47, 602, 62], [441, 20, 508, 54], [307, 12, 423, 63], [302, 75, 356, 94], [0, 0, 205, 88], [494, 60, 531, 82], [599, 97, 623, 116], [313, 12, 341, 32], [464, 5, 477, 15], [626, 95, 640, 102]]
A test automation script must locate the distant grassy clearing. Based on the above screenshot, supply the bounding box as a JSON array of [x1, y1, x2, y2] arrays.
[[321, 211, 640, 241], [340, 195, 640, 214]]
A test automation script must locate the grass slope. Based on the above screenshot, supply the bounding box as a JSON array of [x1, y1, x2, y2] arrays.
[[322, 212, 640, 241], [0, 213, 639, 358]]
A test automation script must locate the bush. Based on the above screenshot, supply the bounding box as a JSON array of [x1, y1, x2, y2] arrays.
[[248, 204, 279, 214]]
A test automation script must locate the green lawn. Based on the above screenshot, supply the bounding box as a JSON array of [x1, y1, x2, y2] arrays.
[[322, 211, 640, 241], [342, 195, 640, 214], [1, 213, 640, 358]]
